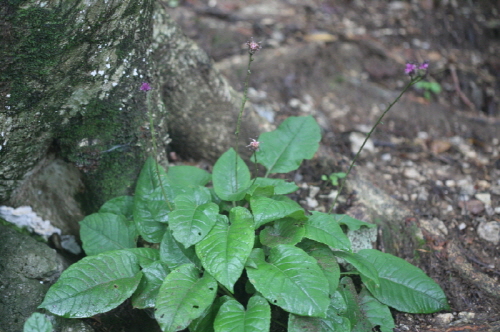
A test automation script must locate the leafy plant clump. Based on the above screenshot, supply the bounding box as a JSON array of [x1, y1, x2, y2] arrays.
[[38, 115, 449, 332]]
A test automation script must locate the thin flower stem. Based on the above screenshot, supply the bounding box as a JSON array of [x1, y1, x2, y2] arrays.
[[328, 77, 422, 214], [233, 53, 255, 195], [251, 152, 259, 186], [146, 91, 173, 211]]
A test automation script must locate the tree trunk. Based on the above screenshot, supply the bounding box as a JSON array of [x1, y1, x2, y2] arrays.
[[0, 0, 264, 235]]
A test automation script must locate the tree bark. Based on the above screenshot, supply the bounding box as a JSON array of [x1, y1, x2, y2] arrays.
[[0, 0, 265, 235]]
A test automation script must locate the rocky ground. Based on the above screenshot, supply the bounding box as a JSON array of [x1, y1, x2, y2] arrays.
[[167, 1, 500, 331]]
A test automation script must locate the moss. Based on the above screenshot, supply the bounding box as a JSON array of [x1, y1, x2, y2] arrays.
[[3, 6, 72, 113]]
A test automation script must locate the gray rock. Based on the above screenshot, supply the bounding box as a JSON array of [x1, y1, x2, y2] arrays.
[[0, 223, 66, 332]]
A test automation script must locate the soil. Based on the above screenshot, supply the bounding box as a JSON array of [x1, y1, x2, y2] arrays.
[[166, 1, 500, 331]]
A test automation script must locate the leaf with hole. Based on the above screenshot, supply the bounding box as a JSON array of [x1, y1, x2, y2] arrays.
[[155, 264, 217, 332]]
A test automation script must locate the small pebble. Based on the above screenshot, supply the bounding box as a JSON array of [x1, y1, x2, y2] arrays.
[[477, 221, 500, 245]]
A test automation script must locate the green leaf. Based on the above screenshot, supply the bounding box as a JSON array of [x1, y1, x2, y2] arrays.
[[332, 214, 376, 231], [99, 195, 134, 220], [133, 188, 170, 243], [246, 245, 329, 317], [135, 157, 169, 197], [23, 313, 53, 332], [338, 277, 373, 332], [357, 249, 449, 313], [160, 228, 201, 269], [256, 116, 321, 174], [80, 213, 137, 256], [190, 296, 231, 332], [134, 158, 172, 243], [131, 261, 170, 309], [214, 295, 270, 332], [304, 212, 351, 251], [39, 250, 142, 318], [124, 247, 160, 268], [288, 292, 351, 332], [260, 218, 304, 247], [155, 264, 217, 332], [331, 251, 380, 287], [252, 177, 299, 195], [298, 240, 340, 296], [167, 165, 211, 187], [251, 195, 305, 228], [169, 187, 219, 248], [195, 208, 254, 292], [358, 288, 395, 332], [213, 148, 251, 201]]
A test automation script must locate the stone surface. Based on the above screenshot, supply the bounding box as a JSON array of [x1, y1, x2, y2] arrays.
[[0, 223, 66, 332]]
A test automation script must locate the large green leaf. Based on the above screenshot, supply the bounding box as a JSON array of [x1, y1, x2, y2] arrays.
[[338, 277, 373, 332], [135, 157, 169, 197], [303, 212, 351, 251], [167, 165, 211, 187], [80, 212, 137, 256], [155, 264, 217, 332], [357, 249, 449, 313], [160, 228, 200, 269], [134, 158, 172, 243], [169, 187, 219, 248], [23, 313, 53, 332], [131, 261, 170, 309], [245, 245, 329, 317], [213, 148, 251, 201], [190, 296, 231, 332], [288, 292, 351, 332], [39, 250, 142, 318], [214, 295, 270, 332], [99, 195, 134, 220], [256, 116, 321, 174], [133, 187, 170, 243], [332, 250, 379, 287], [195, 207, 254, 292], [250, 195, 305, 228], [358, 288, 395, 332], [259, 218, 304, 247], [298, 240, 340, 296]]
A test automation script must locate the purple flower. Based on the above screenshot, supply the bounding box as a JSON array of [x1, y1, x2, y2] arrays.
[[246, 38, 262, 55], [405, 63, 417, 76], [140, 82, 152, 91], [418, 61, 429, 70], [246, 138, 260, 151]]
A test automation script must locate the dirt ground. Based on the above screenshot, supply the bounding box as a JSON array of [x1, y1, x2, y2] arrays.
[[166, 1, 500, 331]]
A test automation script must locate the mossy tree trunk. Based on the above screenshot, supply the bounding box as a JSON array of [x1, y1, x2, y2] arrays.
[[0, 0, 263, 234]]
